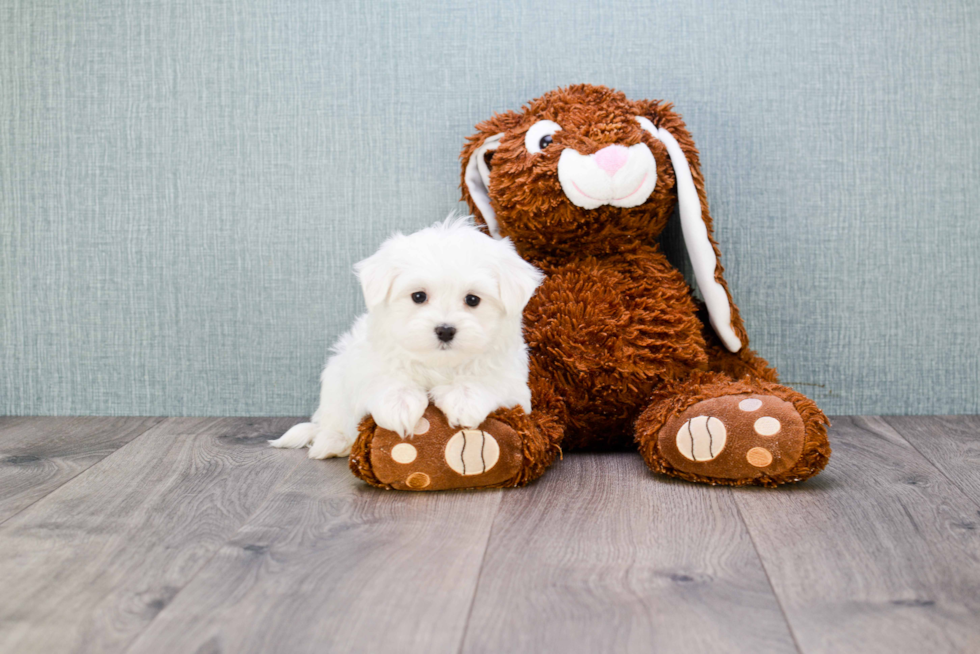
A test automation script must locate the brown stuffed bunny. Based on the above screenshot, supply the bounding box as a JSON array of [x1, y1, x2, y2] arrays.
[[351, 84, 830, 489]]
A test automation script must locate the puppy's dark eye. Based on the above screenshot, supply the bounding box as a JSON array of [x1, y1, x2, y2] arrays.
[[465, 294, 481, 308], [411, 291, 427, 304], [539, 134, 553, 150]]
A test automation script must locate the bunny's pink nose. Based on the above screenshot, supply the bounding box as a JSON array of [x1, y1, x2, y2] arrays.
[[593, 145, 630, 176]]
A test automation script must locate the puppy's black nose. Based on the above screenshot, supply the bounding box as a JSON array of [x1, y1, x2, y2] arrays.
[[435, 324, 456, 343]]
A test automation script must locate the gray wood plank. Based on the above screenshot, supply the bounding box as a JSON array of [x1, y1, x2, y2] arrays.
[[460, 453, 798, 654], [125, 460, 503, 654], [0, 417, 164, 523], [733, 416, 980, 654], [882, 415, 980, 506], [0, 417, 304, 654]]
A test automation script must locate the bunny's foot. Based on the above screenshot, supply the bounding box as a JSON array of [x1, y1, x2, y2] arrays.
[[635, 373, 830, 486], [349, 404, 560, 491]]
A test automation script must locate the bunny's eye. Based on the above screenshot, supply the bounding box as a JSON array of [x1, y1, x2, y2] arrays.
[[525, 120, 562, 155]]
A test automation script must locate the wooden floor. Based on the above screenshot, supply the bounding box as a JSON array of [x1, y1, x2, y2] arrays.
[[0, 416, 978, 653]]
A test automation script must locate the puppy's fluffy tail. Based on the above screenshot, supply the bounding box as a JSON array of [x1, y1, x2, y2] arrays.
[[269, 422, 318, 449]]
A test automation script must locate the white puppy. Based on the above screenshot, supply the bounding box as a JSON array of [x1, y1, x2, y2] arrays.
[[270, 216, 544, 459]]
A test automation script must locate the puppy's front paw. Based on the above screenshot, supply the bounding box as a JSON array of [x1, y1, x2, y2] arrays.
[[372, 388, 429, 438], [432, 385, 494, 429], [308, 431, 353, 459]]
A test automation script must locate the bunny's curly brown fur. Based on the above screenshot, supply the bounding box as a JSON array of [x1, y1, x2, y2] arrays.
[[459, 85, 829, 486]]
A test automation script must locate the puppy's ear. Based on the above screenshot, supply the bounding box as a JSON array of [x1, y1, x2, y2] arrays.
[[635, 103, 746, 353], [354, 245, 400, 310], [493, 238, 544, 315], [460, 111, 524, 239]]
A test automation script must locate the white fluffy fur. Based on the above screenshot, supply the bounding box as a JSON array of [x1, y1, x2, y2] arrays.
[[269, 216, 544, 459]]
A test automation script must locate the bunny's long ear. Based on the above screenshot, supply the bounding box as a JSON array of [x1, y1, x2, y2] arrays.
[[636, 112, 746, 353], [462, 132, 504, 238], [460, 111, 524, 239]]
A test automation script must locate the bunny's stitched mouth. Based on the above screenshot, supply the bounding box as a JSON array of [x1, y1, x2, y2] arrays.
[[571, 173, 649, 203]]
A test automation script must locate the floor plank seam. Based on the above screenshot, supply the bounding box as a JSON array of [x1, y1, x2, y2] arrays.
[[730, 490, 805, 654], [455, 490, 506, 654], [119, 452, 309, 654], [880, 416, 980, 514], [0, 417, 167, 529]]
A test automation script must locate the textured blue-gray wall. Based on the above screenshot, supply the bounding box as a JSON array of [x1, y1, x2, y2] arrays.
[[2, 0, 978, 416]]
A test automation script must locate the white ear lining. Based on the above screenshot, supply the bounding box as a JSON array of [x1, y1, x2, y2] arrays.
[[636, 117, 742, 352], [464, 133, 505, 239]]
